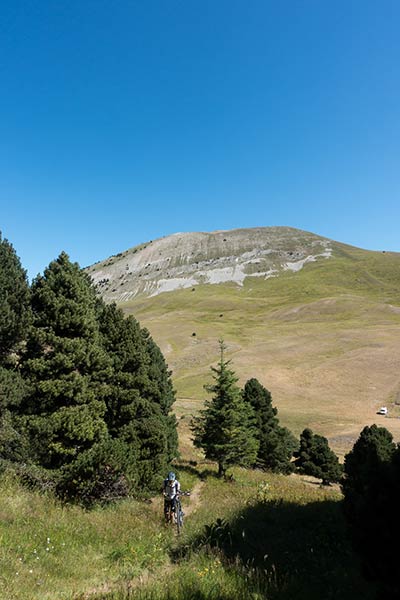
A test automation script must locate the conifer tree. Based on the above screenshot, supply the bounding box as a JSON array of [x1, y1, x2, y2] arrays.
[[0, 366, 30, 464], [20, 252, 112, 497], [0, 233, 31, 468], [295, 428, 342, 484], [97, 302, 175, 488], [192, 340, 259, 478], [142, 328, 178, 463], [0, 232, 31, 362], [342, 425, 399, 597], [242, 378, 297, 473]]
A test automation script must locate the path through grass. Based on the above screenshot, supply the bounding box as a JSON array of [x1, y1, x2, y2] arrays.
[[0, 462, 376, 600]]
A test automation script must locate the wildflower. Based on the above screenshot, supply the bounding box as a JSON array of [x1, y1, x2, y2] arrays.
[[29, 569, 33, 573]]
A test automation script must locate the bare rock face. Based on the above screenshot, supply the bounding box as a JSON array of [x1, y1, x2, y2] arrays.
[[86, 226, 333, 302]]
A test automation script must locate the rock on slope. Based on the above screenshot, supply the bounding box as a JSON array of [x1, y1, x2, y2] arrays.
[[87, 226, 332, 303]]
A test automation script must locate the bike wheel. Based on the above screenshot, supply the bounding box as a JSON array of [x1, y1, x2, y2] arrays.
[[176, 500, 183, 534]]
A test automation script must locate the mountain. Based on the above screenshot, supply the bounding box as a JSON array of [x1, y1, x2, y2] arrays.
[[87, 227, 333, 302], [87, 227, 400, 457]]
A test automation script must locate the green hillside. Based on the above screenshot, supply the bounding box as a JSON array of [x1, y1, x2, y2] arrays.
[[115, 240, 400, 458]]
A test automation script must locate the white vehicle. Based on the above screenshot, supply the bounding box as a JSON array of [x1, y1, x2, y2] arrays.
[[377, 406, 388, 415]]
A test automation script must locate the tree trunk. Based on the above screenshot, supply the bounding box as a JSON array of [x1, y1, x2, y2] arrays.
[[218, 462, 226, 478]]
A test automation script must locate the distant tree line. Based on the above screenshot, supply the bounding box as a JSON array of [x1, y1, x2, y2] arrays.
[[0, 233, 177, 505]]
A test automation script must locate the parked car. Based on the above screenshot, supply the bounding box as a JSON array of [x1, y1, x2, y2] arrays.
[[377, 407, 388, 415]]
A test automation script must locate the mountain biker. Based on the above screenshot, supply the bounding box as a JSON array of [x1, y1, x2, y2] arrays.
[[163, 471, 180, 522]]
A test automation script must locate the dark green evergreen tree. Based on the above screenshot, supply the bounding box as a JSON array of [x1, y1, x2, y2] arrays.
[[242, 378, 297, 473], [295, 428, 342, 484], [19, 252, 112, 499], [342, 424, 398, 596], [342, 424, 395, 504], [142, 328, 178, 463], [192, 340, 259, 478], [0, 233, 31, 362], [97, 302, 176, 489], [0, 367, 30, 464]]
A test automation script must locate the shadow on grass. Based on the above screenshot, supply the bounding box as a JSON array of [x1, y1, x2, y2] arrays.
[[173, 461, 220, 481], [174, 498, 377, 600]]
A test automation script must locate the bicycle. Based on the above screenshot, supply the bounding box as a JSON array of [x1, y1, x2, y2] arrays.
[[164, 491, 190, 534]]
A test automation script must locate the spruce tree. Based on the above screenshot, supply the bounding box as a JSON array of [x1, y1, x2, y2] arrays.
[[0, 232, 31, 362], [0, 366, 30, 464], [192, 340, 259, 478], [295, 428, 342, 484], [20, 252, 112, 498], [243, 378, 297, 473], [97, 302, 175, 488], [142, 328, 178, 463], [342, 425, 399, 598]]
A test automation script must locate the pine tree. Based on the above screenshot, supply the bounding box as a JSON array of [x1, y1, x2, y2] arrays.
[[242, 378, 297, 473], [295, 428, 342, 485], [0, 233, 31, 362], [97, 302, 175, 488], [142, 328, 178, 463], [19, 252, 112, 498], [0, 366, 30, 464], [342, 424, 395, 502], [192, 340, 259, 478], [342, 425, 399, 597]]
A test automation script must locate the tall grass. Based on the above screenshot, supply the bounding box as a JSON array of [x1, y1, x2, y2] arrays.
[[1, 462, 374, 599]]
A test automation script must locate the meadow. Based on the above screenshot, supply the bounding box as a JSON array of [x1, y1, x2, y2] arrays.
[[0, 417, 375, 600], [123, 244, 400, 458], [0, 466, 373, 600]]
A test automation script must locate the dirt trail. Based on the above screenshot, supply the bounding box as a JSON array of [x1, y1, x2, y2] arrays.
[[183, 479, 205, 517]]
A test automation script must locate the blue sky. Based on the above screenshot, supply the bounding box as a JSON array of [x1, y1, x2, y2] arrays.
[[1, 1, 399, 280]]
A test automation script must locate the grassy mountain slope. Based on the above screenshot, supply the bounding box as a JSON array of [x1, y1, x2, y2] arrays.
[[89, 228, 400, 457]]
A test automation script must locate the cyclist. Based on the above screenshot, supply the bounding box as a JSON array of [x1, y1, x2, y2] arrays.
[[163, 471, 180, 523]]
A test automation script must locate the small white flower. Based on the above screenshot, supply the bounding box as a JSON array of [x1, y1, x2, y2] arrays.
[[29, 569, 33, 573], [46, 547, 49, 551], [33, 549, 37, 554], [15, 572, 19, 576]]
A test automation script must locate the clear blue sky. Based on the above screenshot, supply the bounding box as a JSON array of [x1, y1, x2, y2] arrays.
[[1, 1, 399, 280]]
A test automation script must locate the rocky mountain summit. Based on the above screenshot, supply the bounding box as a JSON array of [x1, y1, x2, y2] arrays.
[[87, 226, 333, 302]]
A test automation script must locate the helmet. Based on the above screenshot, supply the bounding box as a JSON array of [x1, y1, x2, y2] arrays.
[[167, 471, 176, 481]]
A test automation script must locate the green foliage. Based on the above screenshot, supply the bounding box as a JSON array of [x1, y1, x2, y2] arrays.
[[97, 302, 176, 489], [20, 253, 110, 475], [0, 233, 31, 362], [142, 328, 178, 463], [342, 424, 396, 501], [295, 428, 343, 484], [192, 340, 259, 477], [342, 425, 400, 598], [242, 378, 297, 474], [0, 367, 30, 464]]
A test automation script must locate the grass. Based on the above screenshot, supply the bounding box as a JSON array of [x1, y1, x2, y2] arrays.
[[0, 459, 376, 600], [120, 245, 400, 456], [2, 239, 396, 598]]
